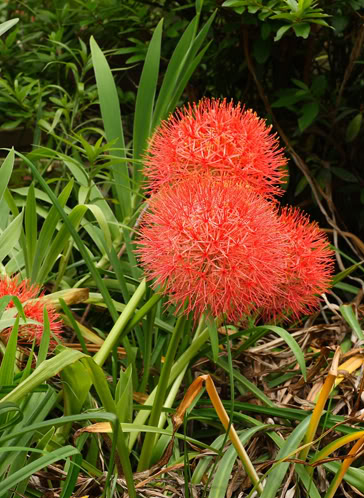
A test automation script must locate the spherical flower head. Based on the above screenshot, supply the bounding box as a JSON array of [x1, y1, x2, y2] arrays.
[[264, 207, 335, 320], [144, 98, 287, 199], [0, 275, 63, 346], [137, 176, 290, 322]]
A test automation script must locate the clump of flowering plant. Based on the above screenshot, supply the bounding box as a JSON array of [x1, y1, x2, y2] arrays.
[[138, 98, 334, 324], [0, 275, 63, 346], [138, 176, 290, 321], [144, 98, 287, 199]]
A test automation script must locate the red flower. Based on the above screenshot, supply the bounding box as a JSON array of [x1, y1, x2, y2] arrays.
[[264, 207, 334, 320], [0, 275, 63, 345], [144, 98, 287, 199], [137, 176, 290, 321]]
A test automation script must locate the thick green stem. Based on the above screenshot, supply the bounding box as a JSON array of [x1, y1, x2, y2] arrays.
[[137, 314, 187, 471], [94, 279, 146, 367], [129, 325, 210, 450]]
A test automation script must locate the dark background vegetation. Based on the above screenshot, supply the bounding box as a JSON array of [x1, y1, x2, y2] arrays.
[[1, 0, 364, 238]]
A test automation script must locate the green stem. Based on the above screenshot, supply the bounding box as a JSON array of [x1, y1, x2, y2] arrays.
[[82, 358, 136, 498], [158, 366, 188, 428], [137, 314, 187, 471], [94, 279, 146, 367], [138, 299, 157, 393], [129, 324, 210, 451]]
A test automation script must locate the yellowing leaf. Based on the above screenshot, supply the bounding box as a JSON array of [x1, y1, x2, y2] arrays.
[[335, 355, 364, 387]]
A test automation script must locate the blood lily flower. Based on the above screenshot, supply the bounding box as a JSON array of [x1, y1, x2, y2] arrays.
[[138, 176, 290, 321], [0, 275, 63, 346], [265, 207, 335, 320], [144, 98, 287, 199]]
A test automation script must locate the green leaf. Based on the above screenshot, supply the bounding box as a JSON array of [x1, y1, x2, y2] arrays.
[[37, 308, 51, 366], [293, 22, 311, 38], [286, 0, 299, 11], [339, 304, 364, 342], [81, 357, 136, 497], [0, 212, 23, 264], [209, 426, 271, 498], [332, 262, 362, 286], [298, 101, 319, 131], [254, 325, 307, 380], [221, 0, 246, 8], [206, 313, 219, 363], [345, 113, 362, 142], [90, 36, 131, 219], [0, 317, 19, 387], [331, 166, 357, 182], [324, 463, 364, 493], [24, 183, 37, 276], [59, 452, 83, 498], [152, 11, 216, 129], [1, 348, 86, 404], [152, 18, 197, 129], [260, 416, 311, 498], [31, 180, 73, 283], [116, 364, 133, 424], [274, 25, 292, 41], [0, 148, 14, 201], [216, 357, 276, 407], [0, 446, 79, 497], [37, 205, 88, 283], [133, 19, 163, 187], [0, 19, 19, 38]]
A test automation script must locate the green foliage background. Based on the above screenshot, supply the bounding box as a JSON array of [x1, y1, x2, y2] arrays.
[[1, 0, 363, 237]]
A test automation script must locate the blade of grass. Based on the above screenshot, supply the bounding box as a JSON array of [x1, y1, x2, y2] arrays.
[[93, 278, 146, 367], [239, 325, 307, 379], [152, 11, 216, 128]]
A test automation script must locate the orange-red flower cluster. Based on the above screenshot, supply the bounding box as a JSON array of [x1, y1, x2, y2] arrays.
[[0, 275, 63, 345], [145, 99, 287, 199], [138, 98, 334, 322]]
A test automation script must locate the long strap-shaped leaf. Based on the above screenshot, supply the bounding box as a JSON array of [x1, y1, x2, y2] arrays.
[[132, 19, 163, 189], [152, 10, 217, 130], [90, 36, 131, 220], [258, 416, 312, 498], [0, 445, 79, 497]]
